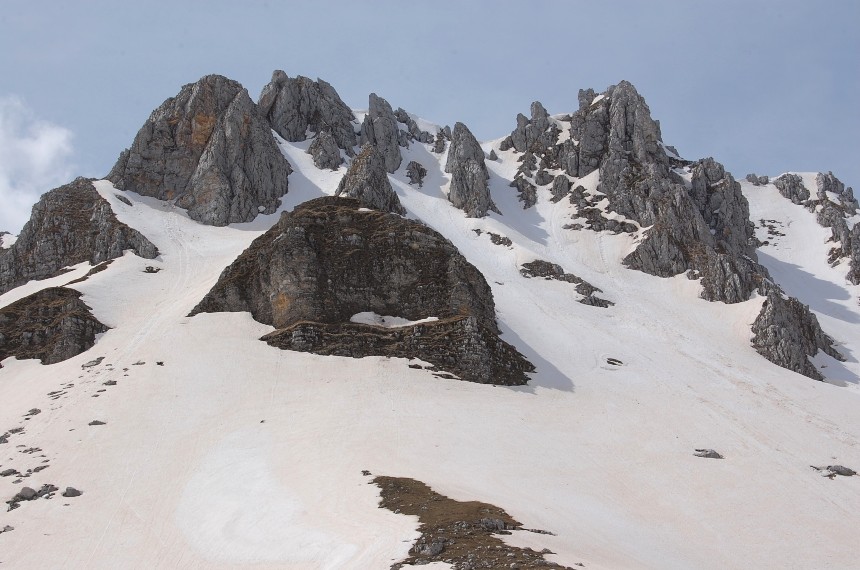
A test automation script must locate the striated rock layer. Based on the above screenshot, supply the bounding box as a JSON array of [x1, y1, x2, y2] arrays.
[[109, 74, 292, 226], [0, 287, 107, 366], [191, 197, 533, 384], [0, 178, 158, 295]]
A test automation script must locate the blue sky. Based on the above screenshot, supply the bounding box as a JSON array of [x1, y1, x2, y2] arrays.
[[1, 0, 857, 232]]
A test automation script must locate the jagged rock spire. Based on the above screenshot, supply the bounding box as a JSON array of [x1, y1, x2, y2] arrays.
[[258, 70, 357, 154], [335, 144, 405, 214], [360, 93, 403, 173], [108, 74, 292, 226], [445, 122, 498, 218]]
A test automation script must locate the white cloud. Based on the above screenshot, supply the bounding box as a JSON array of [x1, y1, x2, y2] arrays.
[[0, 96, 75, 234]]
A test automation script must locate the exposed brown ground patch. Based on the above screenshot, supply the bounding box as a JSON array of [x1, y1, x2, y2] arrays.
[[373, 475, 579, 569]]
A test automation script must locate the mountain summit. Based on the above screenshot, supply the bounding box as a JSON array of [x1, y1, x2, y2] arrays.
[[0, 72, 857, 569]]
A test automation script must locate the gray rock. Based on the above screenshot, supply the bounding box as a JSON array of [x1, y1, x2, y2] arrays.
[[520, 260, 613, 307], [534, 169, 554, 186], [0, 178, 158, 295], [109, 74, 292, 226], [444, 122, 498, 217], [359, 93, 403, 173], [258, 70, 357, 153], [773, 173, 810, 204], [751, 290, 843, 380], [510, 177, 537, 209], [0, 525, 12, 533], [694, 449, 723, 459], [15, 487, 36, 501], [508, 101, 559, 153], [0, 469, 17, 477], [745, 173, 770, 186], [405, 161, 427, 188], [334, 144, 405, 214], [488, 149, 498, 161], [432, 128, 448, 153], [88, 420, 106, 426], [816, 172, 858, 213], [550, 176, 572, 202], [0, 288, 109, 366], [826, 465, 856, 477], [306, 130, 343, 170], [393, 107, 433, 144], [190, 197, 534, 385], [62, 487, 83, 497]]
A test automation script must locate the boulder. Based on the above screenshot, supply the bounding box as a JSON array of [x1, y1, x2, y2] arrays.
[[334, 144, 405, 214]]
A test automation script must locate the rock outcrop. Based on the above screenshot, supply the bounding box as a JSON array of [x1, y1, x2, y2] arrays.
[[751, 291, 843, 380], [773, 173, 810, 204], [359, 93, 403, 173], [0, 287, 108, 367], [307, 130, 343, 170], [444, 122, 498, 218], [0, 178, 158, 295], [108, 74, 292, 226], [520, 260, 612, 307], [406, 161, 427, 187], [190, 197, 533, 384], [258, 70, 357, 153], [394, 108, 433, 144], [334, 144, 405, 214]]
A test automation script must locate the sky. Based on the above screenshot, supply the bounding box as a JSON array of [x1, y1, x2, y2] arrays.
[[1, 0, 857, 233]]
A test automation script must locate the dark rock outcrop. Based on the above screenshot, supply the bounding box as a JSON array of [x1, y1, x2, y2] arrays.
[[334, 144, 405, 214], [773, 173, 810, 204], [191, 197, 532, 384], [306, 130, 343, 170], [445, 122, 498, 218], [0, 287, 108, 367], [394, 108, 433, 144], [745, 174, 769, 186], [504, 101, 559, 153], [360, 93, 403, 173], [751, 291, 843, 380], [0, 178, 158, 295], [405, 161, 427, 188], [258, 70, 357, 153], [108, 74, 291, 226], [520, 260, 613, 307]]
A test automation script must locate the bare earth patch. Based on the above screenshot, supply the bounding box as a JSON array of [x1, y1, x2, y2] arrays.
[[373, 475, 579, 569]]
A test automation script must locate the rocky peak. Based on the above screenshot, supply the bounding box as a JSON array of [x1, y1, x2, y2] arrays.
[[359, 93, 403, 173], [258, 70, 357, 153], [334, 144, 405, 214], [444, 122, 498, 218], [0, 177, 158, 295], [190, 197, 532, 384], [108, 74, 292, 226], [307, 130, 343, 170], [500, 101, 559, 153]]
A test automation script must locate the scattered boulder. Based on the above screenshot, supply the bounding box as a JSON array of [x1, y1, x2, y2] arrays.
[[88, 420, 106, 426], [258, 70, 357, 153], [445, 122, 499, 217], [359, 93, 403, 173], [812, 465, 857, 478], [306, 130, 343, 170], [109, 74, 292, 226], [334, 144, 405, 214], [520, 260, 613, 307], [0, 177, 158, 295], [191, 197, 533, 385], [694, 449, 723, 459], [0, 288, 109, 367], [62, 487, 83, 497]]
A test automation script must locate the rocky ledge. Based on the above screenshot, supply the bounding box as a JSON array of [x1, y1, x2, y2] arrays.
[[0, 287, 107, 367], [0, 177, 158, 295], [191, 196, 533, 385]]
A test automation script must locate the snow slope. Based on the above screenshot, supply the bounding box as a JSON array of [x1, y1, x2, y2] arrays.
[[1, 135, 858, 569]]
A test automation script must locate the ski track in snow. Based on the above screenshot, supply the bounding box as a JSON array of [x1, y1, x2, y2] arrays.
[[0, 135, 858, 569]]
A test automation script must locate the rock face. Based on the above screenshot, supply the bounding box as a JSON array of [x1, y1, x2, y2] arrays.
[[108, 74, 292, 226], [444, 122, 498, 218], [394, 108, 433, 144], [190, 197, 533, 384], [334, 144, 405, 214], [773, 173, 810, 204], [751, 291, 843, 380], [306, 130, 343, 170], [359, 93, 403, 173], [258, 70, 357, 153], [406, 161, 427, 187], [0, 178, 158, 295], [0, 287, 108, 367]]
